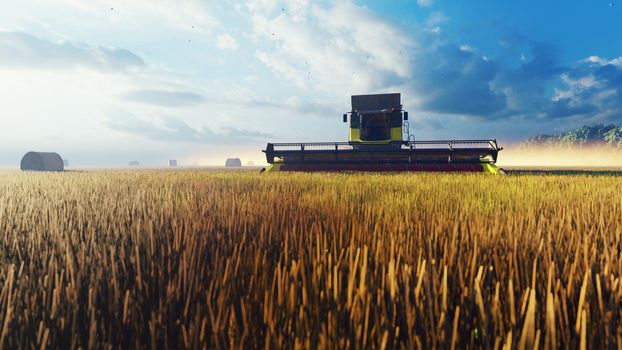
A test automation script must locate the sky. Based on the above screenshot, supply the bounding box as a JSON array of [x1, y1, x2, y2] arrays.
[[0, 0, 621, 166]]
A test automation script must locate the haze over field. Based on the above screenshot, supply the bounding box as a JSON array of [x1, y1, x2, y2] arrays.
[[501, 146, 622, 168], [0, 0, 621, 166]]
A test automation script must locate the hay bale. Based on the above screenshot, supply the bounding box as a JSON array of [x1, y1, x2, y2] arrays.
[[129, 161, 140, 166], [169, 159, 177, 167], [20, 152, 64, 172], [63, 159, 69, 167], [225, 158, 242, 167]]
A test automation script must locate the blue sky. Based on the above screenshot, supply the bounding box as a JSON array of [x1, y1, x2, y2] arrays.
[[0, 0, 620, 166]]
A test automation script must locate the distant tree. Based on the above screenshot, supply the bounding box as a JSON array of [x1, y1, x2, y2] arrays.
[[604, 127, 622, 146], [522, 124, 621, 147], [560, 124, 616, 145]]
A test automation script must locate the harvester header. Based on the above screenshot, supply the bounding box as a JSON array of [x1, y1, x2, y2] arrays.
[[262, 93, 503, 173]]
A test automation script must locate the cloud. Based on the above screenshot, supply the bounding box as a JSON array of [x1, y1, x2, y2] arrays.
[[0, 31, 145, 72], [244, 75, 259, 83], [216, 33, 239, 50], [417, 0, 434, 7], [119, 88, 339, 115], [408, 37, 622, 124], [122, 89, 206, 107], [248, 1, 416, 93], [411, 44, 507, 116], [210, 94, 340, 117], [583, 55, 622, 67], [105, 114, 272, 144], [53, 0, 220, 34], [545, 58, 622, 121], [494, 41, 565, 112]]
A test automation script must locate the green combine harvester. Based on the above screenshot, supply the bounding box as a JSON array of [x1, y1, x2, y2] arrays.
[[262, 93, 503, 173]]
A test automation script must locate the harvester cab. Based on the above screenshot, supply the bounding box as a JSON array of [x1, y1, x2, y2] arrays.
[[262, 93, 503, 173], [344, 93, 407, 146]]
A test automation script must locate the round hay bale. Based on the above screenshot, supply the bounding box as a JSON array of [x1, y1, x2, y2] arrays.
[[20, 152, 64, 172], [129, 161, 140, 166], [225, 158, 242, 167]]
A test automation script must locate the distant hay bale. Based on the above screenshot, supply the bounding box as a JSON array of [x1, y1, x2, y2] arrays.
[[129, 161, 140, 166], [20, 152, 64, 172], [225, 158, 242, 167], [63, 159, 69, 167], [169, 159, 177, 167]]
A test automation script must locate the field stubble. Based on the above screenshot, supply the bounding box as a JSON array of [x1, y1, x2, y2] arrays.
[[0, 170, 621, 349]]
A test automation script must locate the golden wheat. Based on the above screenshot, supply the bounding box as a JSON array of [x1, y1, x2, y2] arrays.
[[0, 169, 620, 349]]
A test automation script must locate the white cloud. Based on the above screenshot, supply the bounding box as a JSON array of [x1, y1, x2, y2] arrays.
[[584, 56, 605, 65], [243, 0, 279, 14], [584, 55, 622, 67], [544, 57, 622, 120], [248, 1, 416, 93], [426, 26, 441, 34], [552, 88, 573, 102], [53, 0, 220, 33], [0, 27, 274, 165], [0, 67, 132, 148], [460, 44, 474, 52], [244, 75, 259, 83], [216, 33, 239, 50], [122, 89, 206, 107], [427, 11, 448, 25], [0, 31, 145, 72], [424, 12, 447, 35], [105, 114, 271, 144], [552, 73, 599, 102], [417, 0, 434, 7]]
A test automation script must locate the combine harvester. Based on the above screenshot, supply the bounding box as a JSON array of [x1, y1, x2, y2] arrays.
[[262, 93, 503, 173]]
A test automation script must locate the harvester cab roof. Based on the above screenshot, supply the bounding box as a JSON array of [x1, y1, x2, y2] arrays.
[[262, 93, 503, 173]]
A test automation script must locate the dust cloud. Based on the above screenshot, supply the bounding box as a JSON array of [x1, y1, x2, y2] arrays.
[[498, 145, 622, 168]]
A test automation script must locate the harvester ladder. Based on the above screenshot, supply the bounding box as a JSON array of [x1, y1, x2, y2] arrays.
[[403, 121, 415, 149]]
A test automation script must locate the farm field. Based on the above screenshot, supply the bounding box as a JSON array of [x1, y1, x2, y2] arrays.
[[0, 169, 621, 349]]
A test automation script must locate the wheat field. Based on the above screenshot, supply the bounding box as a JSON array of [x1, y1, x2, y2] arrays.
[[0, 169, 620, 349]]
